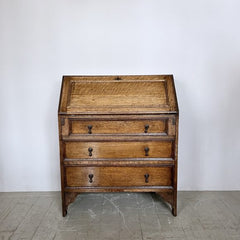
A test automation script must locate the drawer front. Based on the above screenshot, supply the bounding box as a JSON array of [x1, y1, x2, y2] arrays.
[[66, 166, 172, 187], [71, 120, 167, 135], [65, 141, 173, 159]]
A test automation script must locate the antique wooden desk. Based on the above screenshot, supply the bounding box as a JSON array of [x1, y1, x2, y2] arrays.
[[58, 75, 179, 216]]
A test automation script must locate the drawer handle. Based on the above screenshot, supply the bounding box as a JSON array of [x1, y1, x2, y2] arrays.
[[88, 147, 93, 156], [144, 124, 149, 133], [88, 174, 94, 183], [144, 147, 149, 156], [144, 173, 149, 183], [88, 125, 92, 134]]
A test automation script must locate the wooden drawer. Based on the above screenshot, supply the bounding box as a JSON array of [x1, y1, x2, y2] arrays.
[[60, 117, 176, 137], [71, 119, 167, 135], [65, 166, 172, 187], [65, 141, 173, 159]]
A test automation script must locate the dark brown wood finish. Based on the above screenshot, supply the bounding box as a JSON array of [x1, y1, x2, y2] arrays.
[[58, 75, 179, 217]]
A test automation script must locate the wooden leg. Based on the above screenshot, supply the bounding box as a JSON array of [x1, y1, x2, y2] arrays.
[[156, 190, 177, 216], [172, 205, 177, 217], [62, 192, 67, 217], [172, 190, 177, 217], [62, 192, 79, 217], [62, 208, 67, 217]]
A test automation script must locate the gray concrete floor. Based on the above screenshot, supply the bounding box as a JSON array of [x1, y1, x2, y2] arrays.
[[0, 192, 239, 240]]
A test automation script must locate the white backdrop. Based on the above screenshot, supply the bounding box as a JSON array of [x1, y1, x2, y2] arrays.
[[0, 0, 240, 191]]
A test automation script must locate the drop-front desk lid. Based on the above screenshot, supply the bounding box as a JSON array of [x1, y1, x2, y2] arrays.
[[58, 75, 178, 115]]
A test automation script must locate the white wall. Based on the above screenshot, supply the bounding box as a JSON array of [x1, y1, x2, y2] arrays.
[[0, 0, 240, 191]]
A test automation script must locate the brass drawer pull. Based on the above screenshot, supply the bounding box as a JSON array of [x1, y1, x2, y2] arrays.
[[144, 124, 149, 133], [88, 174, 94, 183], [88, 147, 93, 156], [88, 125, 92, 134], [144, 147, 149, 156], [144, 173, 149, 183]]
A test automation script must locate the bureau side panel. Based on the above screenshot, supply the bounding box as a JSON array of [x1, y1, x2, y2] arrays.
[[58, 115, 67, 216], [172, 114, 179, 216]]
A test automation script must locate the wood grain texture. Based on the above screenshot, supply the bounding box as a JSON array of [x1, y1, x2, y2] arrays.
[[65, 141, 173, 159], [63, 160, 174, 166], [65, 166, 172, 187], [60, 115, 176, 138], [58, 75, 178, 114], [71, 119, 167, 135], [58, 75, 179, 216], [63, 135, 175, 142], [68, 81, 167, 111]]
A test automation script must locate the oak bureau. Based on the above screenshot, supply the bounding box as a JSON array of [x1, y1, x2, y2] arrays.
[[58, 75, 179, 216]]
